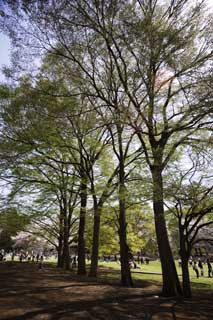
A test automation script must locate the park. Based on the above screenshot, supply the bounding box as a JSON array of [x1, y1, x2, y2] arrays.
[[0, 0, 213, 319], [0, 256, 213, 319]]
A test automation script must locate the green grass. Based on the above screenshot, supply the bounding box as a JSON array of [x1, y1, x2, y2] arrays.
[[98, 260, 213, 291], [6, 255, 213, 291]]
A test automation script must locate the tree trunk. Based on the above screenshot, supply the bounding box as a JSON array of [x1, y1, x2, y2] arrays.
[[62, 215, 70, 270], [119, 190, 133, 287], [57, 210, 64, 268], [89, 206, 101, 277], [152, 167, 182, 296], [57, 247, 64, 268], [77, 178, 87, 275], [117, 124, 133, 287], [181, 255, 191, 298], [179, 230, 191, 298]]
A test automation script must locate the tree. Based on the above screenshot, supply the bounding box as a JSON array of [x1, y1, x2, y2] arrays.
[[0, 207, 29, 252], [0, 79, 81, 270], [165, 161, 213, 297], [1, 0, 212, 296], [60, 0, 212, 295]]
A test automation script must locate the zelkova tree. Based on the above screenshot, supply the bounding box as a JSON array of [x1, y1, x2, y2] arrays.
[[165, 161, 213, 298], [0, 207, 30, 253], [65, 107, 114, 276], [36, 56, 123, 276], [0, 81, 82, 270], [0, 75, 119, 276], [108, 116, 144, 286], [0, 81, 79, 273], [84, 87, 144, 282], [53, 0, 212, 295], [1, 0, 213, 296]]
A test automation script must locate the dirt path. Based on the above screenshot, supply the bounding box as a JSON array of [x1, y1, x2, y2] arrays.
[[0, 262, 212, 319]]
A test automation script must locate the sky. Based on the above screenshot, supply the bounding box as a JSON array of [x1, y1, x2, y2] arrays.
[[0, 33, 11, 82], [0, 0, 212, 82]]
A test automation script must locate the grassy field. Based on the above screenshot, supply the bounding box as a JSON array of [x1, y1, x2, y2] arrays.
[[6, 255, 213, 291], [98, 260, 213, 291]]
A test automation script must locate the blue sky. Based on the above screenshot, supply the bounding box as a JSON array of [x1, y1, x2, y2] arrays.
[[0, 33, 11, 82], [0, 0, 212, 83]]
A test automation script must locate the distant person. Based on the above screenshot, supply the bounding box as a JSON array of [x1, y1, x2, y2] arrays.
[[72, 256, 77, 267], [36, 254, 39, 262], [206, 259, 212, 278], [145, 257, 149, 265], [126, 246, 138, 268], [38, 255, 44, 269], [193, 261, 199, 278], [140, 257, 144, 264], [137, 252, 140, 264], [198, 258, 204, 276]]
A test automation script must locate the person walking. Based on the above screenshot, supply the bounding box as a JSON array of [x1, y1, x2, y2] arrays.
[[198, 258, 204, 276], [38, 255, 44, 269], [193, 261, 199, 278], [206, 258, 212, 278]]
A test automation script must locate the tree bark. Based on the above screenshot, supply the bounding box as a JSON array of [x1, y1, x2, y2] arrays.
[[89, 205, 101, 277], [152, 166, 182, 296], [117, 124, 133, 287], [181, 255, 191, 298], [57, 209, 64, 268], [119, 189, 133, 287], [179, 230, 191, 298], [62, 214, 70, 270], [57, 245, 64, 268], [77, 177, 87, 275]]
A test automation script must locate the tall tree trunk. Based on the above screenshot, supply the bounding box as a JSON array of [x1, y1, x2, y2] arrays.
[[181, 255, 191, 298], [89, 166, 117, 277], [62, 214, 70, 270], [119, 187, 133, 287], [118, 125, 133, 287], [77, 177, 87, 275], [57, 210, 64, 268], [152, 167, 182, 296], [179, 230, 191, 298], [57, 243, 64, 268], [89, 205, 101, 277]]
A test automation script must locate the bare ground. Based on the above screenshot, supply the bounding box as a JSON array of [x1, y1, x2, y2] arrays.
[[0, 262, 212, 320]]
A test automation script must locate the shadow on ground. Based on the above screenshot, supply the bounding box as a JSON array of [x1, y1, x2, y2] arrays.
[[0, 262, 212, 320]]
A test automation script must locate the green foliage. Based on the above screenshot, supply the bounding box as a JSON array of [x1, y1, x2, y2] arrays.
[[126, 204, 156, 254], [0, 230, 14, 251], [0, 207, 30, 251], [0, 1, 212, 288], [85, 204, 156, 255], [0, 207, 29, 235]]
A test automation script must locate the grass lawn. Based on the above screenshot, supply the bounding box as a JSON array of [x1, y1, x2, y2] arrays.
[[98, 260, 213, 291], [6, 255, 213, 291], [1, 261, 213, 320]]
